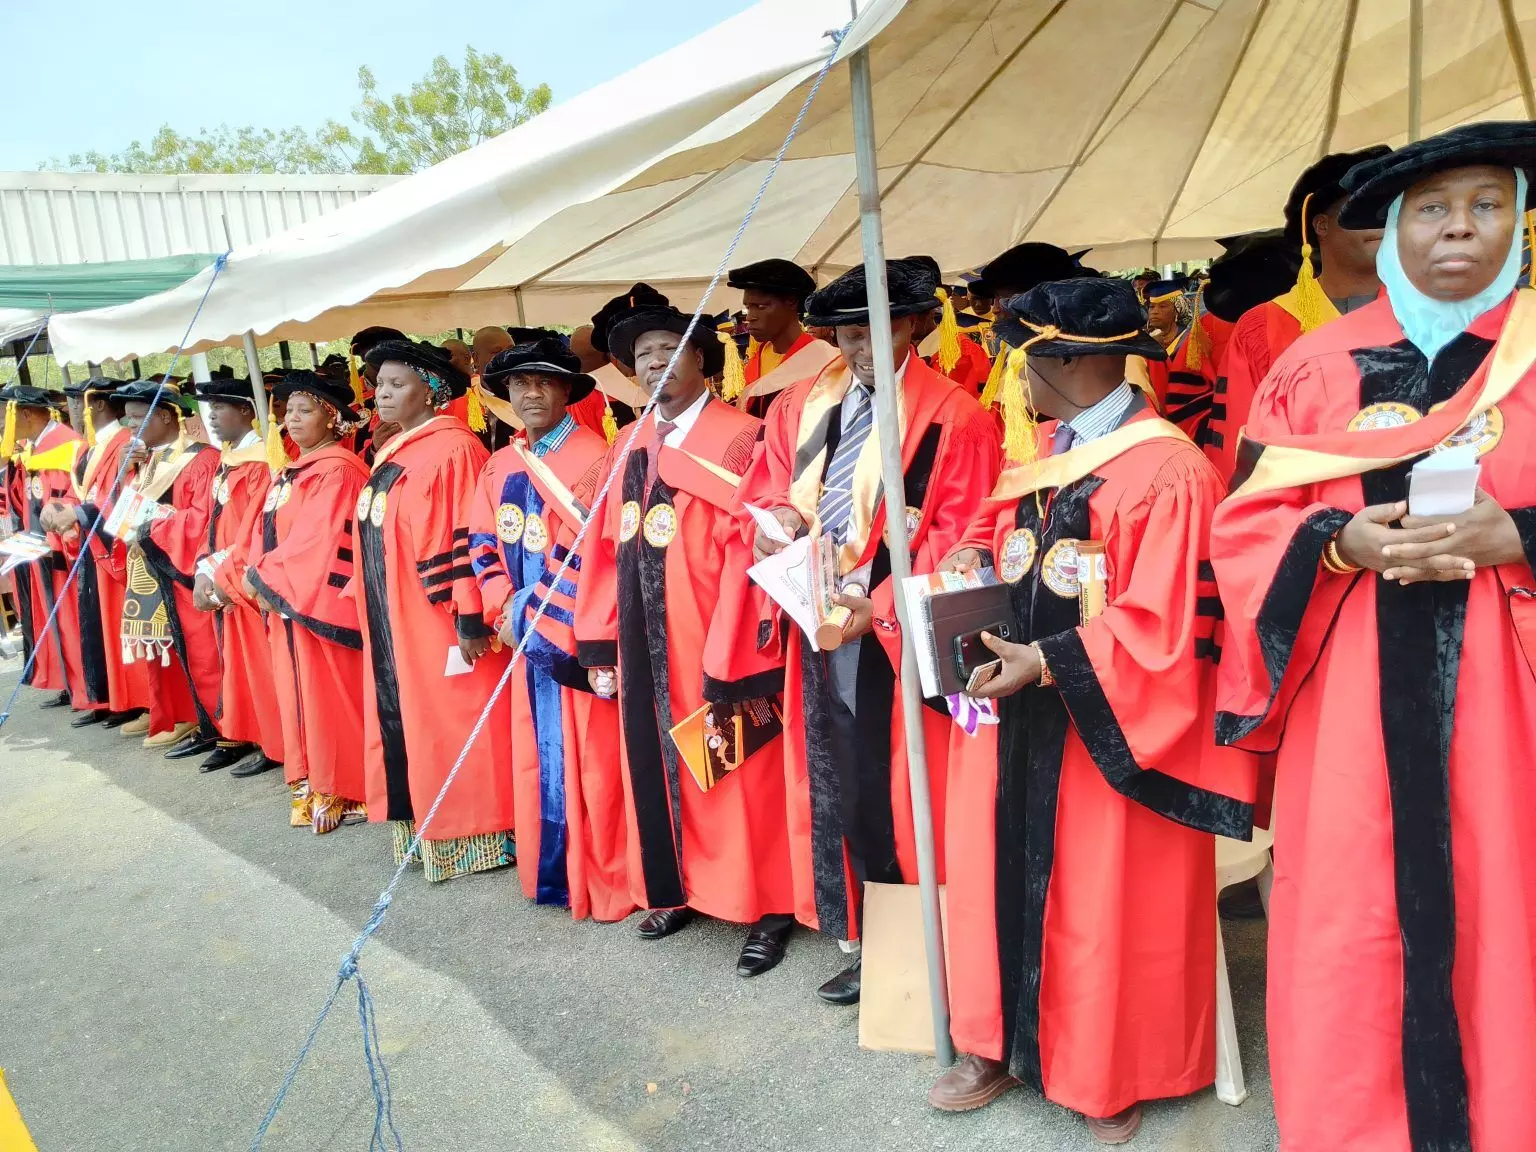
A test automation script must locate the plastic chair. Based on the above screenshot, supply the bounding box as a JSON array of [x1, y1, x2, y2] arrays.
[[1214, 827, 1274, 1106]]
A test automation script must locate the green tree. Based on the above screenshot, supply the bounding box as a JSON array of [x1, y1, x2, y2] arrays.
[[46, 47, 552, 175]]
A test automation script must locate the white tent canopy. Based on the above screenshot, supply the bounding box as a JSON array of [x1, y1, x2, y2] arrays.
[[52, 0, 1536, 363]]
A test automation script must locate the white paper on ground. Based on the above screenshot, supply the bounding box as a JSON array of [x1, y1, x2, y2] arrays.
[[747, 535, 820, 646], [1409, 444, 1480, 516], [444, 645, 475, 677], [743, 502, 795, 545]]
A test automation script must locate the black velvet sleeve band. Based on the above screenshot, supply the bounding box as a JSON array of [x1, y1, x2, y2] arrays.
[[1038, 627, 1253, 839], [455, 613, 492, 641], [138, 535, 196, 590], [702, 668, 785, 705], [577, 639, 618, 669], [1508, 506, 1536, 573], [247, 570, 363, 651]]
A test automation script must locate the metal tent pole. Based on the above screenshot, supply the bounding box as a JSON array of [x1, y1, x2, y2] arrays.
[[847, 29, 954, 1068], [240, 331, 273, 436], [1408, 0, 1424, 141]]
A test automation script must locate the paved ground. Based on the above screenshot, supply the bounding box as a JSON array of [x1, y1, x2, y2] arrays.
[[0, 664, 1279, 1151]]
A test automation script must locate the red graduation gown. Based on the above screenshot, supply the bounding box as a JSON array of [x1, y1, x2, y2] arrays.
[[947, 409, 1254, 1117], [354, 417, 514, 842], [140, 442, 224, 737], [1207, 299, 1303, 481], [203, 449, 284, 760], [924, 334, 994, 397], [77, 424, 151, 713], [10, 423, 89, 701], [574, 398, 793, 923], [469, 424, 634, 922], [742, 331, 820, 417], [1211, 295, 1536, 1152], [717, 356, 1001, 938], [248, 444, 370, 803]]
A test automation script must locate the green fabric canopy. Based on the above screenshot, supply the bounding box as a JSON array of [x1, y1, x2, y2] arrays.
[[0, 254, 218, 311]]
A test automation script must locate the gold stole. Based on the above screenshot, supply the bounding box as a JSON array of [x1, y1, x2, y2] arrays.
[[511, 440, 588, 527], [787, 360, 908, 574], [1233, 288, 1536, 498], [137, 437, 201, 502], [1271, 284, 1341, 327], [21, 439, 82, 477], [742, 338, 840, 400], [220, 440, 269, 469], [989, 418, 1190, 502]]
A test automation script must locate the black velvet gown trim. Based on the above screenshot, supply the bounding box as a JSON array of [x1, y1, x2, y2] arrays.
[[615, 449, 687, 909], [455, 613, 492, 641], [1354, 334, 1486, 1152], [702, 667, 785, 704], [74, 542, 109, 705], [994, 475, 1101, 1087], [13, 560, 37, 683], [577, 640, 618, 668], [795, 420, 944, 938], [358, 463, 412, 821], [1212, 506, 1353, 746], [1037, 628, 1253, 838], [1509, 506, 1536, 572], [247, 570, 362, 650], [138, 538, 218, 738]]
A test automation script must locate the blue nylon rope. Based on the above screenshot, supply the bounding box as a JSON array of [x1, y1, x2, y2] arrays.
[[0, 253, 231, 730], [250, 22, 853, 1149]]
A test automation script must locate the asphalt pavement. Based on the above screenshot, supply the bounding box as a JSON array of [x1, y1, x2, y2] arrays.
[[0, 663, 1279, 1151]]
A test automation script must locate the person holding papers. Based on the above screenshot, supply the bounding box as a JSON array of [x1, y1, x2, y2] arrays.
[[113, 381, 225, 752], [352, 340, 513, 883], [244, 371, 370, 834], [720, 261, 999, 1004], [468, 340, 633, 923], [0, 384, 89, 710], [187, 375, 285, 775], [1211, 121, 1536, 1152], [574, 304, 795, 976], [929, 278, 1254, 1144]]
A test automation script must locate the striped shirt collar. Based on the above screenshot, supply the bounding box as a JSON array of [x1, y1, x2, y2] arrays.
[[530, 414, 576, 458], [1066, 382, 1137, 444]]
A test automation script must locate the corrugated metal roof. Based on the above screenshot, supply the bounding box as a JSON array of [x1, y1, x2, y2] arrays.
[[0, 172, 400, 265]]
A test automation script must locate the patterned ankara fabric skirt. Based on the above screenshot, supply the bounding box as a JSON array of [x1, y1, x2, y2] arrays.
[[390, 820, 516, 883]]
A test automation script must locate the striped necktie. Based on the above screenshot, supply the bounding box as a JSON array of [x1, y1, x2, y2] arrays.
[[817, 384, 874, 540]]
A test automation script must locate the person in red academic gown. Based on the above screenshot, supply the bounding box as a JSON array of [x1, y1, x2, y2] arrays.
[[188, 375, 285, 775], [719, 261, 1001, 1003], [927, 278, 1255, 1143], [725, 258, 822, 416], [63, 379, 150, 727], [1207, 145, 1392, 482], [353, 340, 514, 883], [905, 256, 996, 396], [1212, 125, 1536, 1152], [113, 382, 224, 752], [575, 304, 796, 974], [246, 371, 371, 833], [1, 385, 88, 709], [468, 339, 633, 922]]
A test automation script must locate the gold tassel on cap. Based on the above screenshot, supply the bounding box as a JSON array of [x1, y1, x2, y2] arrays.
[[999, 348, 1038, 466], [466, 382, 487, 433], [348, 354, 365, 404], [719, 331, 747, 402], [978, 347, 1008, 411], [1185, 282, 1209, 371], [0, 400, 16, 460], [265, 414, 288, 476], [934, 287, 962, 374], [1292, 192, 1331, 334], [84, 401, 97, 449], [601, 399, 618, 445]]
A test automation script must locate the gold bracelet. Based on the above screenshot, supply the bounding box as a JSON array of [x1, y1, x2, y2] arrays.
[[1322, 538, 1361, 575], [1034, 642, 1055, 688]]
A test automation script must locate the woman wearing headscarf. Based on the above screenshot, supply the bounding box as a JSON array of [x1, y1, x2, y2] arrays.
[[244, 372, 371, 832], [352, 341, 514, 882], [1212, 121, 1536, 1152]]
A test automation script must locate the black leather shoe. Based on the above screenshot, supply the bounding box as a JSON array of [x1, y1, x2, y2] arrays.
[[102, 710, 145, 729], [736, 919, 793, 978], [165, 735, 219, 761], [816, 957, 861, 1005], [198, 743, 257, 773], [636, 907, 698, 939], [230, 755, 280, 779], [71, 710, 110, 728], [41, 691, 71, 709]]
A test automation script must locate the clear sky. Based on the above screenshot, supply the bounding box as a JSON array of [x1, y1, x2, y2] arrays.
[[5, 0, 758, 170]]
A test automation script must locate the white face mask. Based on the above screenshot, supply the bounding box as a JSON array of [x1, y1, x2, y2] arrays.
[[1376, 167, 1526, 361]]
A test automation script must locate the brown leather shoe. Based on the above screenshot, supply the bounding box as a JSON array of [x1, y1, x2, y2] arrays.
[[1085, 1103, 1143, 1144], [927, 1053, 1019, 1112]]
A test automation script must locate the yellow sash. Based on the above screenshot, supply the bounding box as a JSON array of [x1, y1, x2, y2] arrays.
[[21, 440, 82, 475], [742, 339, 841, 400], [510, 440, 588, 527], [989, 418, 1189, 502], [138, 438, 204, 502]]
